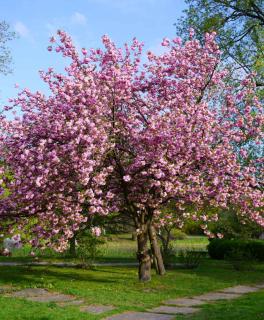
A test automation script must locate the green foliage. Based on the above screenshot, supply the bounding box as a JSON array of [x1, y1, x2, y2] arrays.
[[176, 0, 264, 95], [0, 167, 13, 200], [0, 21, 16, 75], [0, 235, 4, 250], [178, 249, 205, 268], [161, 243, 175, 266], [170, 228, 187, 240], [225, 247, 256, 271], [182, 220, 204, 235], [209, 209, 263, 240], [76, 230, 105, 267], [208, 238, 264, 261]]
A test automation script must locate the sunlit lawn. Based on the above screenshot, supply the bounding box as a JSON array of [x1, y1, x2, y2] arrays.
[[0, 259, 264, 320], [0, 234, 209, 263], [0, 235, 263, 319]]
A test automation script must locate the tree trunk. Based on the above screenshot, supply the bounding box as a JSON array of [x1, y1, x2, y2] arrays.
[[137, 225, 151, 282], [148, 224, 166, 275], [69, 235, 77, 257], [148, 226, 159, 274]]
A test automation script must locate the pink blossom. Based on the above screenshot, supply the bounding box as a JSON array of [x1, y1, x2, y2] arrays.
[[81, 48, 87, 55], [123, 175, 131, 182], [3, 248, 10, 256], [161, 38, 170, 47], [91, 226, 101, 237]]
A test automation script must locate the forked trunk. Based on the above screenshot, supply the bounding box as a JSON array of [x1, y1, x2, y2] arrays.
[[137, 224, 151, 282], [148, 224, 166, 275]]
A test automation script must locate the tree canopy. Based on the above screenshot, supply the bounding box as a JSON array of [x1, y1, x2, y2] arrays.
[[176, 0, 264, 92], [0, 30, 263, 281]]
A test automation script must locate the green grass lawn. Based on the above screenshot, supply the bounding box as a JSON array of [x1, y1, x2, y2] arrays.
[[0, 259, 264, 319], [0, 234, 208, 263], [0, 234, 263, 319]]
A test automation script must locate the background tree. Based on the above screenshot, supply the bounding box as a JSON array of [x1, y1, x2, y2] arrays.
[[176, 0, 264, 95], [176, 0, 264, 201], [0, 21, 15, 75]]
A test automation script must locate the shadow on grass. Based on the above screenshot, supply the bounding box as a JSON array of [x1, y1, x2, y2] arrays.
[[0, 266, 118, 286], [0, 258, 263, 293]]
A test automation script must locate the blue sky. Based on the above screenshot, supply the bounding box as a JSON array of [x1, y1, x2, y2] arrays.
[[0, 0, 186, 106]]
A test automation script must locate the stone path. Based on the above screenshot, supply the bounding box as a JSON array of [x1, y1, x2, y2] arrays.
[[80, 305, 115, 314], [104, 282, 264, 319], [1, 282, 264, 319], [104, 312, 175, 320], [3, 288, 115, 316], [165, 297, 205, 307], [220, 285, 260, 294], [148, 306, 199, 315], [192, 292, 241, 301]]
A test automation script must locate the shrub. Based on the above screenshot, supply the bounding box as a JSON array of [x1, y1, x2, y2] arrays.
[[207, 238, 264, 261], [209, 209, 263, 240], [77, 230, 105, 267], [170, 229, 187, 240], [178, 250, 204, 269], [162, 244, 176, 267], [225, 248, 256, 271], [182, 220, 204, 235]]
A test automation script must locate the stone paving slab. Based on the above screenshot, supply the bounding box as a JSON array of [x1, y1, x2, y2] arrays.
[[27, 294, 76, 303], [0, 285, 13, 294], [104, 312, 175, 320], [164, 297, 205, 307], [0, 288, 6, 294], [220, 286, 259, 294], [149, 305, 199, 315], [80, 305, 115, 314], [57, 299, 85, 307], [11, 288, 76, 303], [12, 288, 50, 298], [194, 292, 241, 301]]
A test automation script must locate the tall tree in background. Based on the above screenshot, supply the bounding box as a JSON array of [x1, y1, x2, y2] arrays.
[[176, 1, 264, 94], [0, 21, 15, 75]]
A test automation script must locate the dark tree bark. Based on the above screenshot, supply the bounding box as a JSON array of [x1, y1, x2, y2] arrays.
[[137, 224, 152, 282], [157, 226, 172, 260], [148, 224, 166, 275]]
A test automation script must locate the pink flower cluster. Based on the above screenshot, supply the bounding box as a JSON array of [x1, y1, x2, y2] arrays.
[[91, 226, 102, 237]]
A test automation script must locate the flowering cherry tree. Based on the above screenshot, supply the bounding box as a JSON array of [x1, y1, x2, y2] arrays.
[[0, 30, 263, 281]]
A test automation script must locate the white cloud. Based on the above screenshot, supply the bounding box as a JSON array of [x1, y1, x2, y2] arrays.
[[14, 21, 30, 38], [71, 12, 87, 25]]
